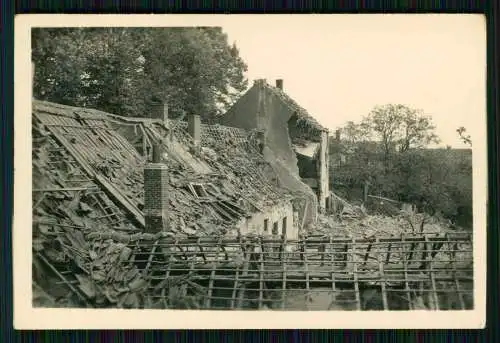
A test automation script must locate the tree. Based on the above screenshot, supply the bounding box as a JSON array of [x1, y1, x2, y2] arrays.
[[364, 104, 440, 156], [329, 104, 472, 229], [392, 148, 472, 227], [32, 27, 248, 120], [457, 126, 472, 146]]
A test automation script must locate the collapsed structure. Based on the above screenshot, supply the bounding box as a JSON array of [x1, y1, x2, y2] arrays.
[[32, 97, 315, 307], [31, 78, 473, 311], [220, 79, 330, 219]]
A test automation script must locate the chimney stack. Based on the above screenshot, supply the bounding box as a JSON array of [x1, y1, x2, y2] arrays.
[[143, 142, 169, 233], [276, 79, 283, 90], [150, 101, 169, 122], [188, 114, 201, 146], [152, 141, 163, 163], [254, 79, 267, 87]]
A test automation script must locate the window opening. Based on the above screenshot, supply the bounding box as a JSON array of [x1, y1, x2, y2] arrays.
[[272, 222, 279, 235]]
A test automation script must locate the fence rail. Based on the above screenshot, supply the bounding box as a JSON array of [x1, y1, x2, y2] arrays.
[[123, 231, 473, 310]]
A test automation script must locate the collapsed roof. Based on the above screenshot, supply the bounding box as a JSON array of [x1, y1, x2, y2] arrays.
[[31, 100, 300, 307], [261, 80, 328, 136], [33, 100, 297, 238], [31, 100, 473, 310]]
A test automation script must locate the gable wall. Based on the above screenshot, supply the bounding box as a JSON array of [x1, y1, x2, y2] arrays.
[[220, 83, 319, 226]]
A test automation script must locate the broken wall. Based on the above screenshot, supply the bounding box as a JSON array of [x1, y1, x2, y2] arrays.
[[220, 85, 260, 131], [237, 201, 296, 240], [220, 81, 318, 226], [296, 153, 318, 179]]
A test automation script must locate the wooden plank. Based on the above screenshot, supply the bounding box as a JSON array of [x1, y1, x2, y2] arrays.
[[427, 236, 440, 310], [352, 239, 361, 310], [363, 243, 373, 266], [33, 186, 98, 192], [328, 235, 337, 310], [230, 268, 241, 310], [49, 127, 145, 228], [143, 240, 159, 276], [300, 201, 309, 231], [367, 194, 400, 204], [205, 238, 222, 309], [95, 174, 145, 227], [401, 236, 413, 310], [36, 252, 89, 306], [236, 244, 252, 309], [281, 236, 287, 310], [303, 239, 310, 310], [258, 239, 265, 309], [378, 257, 388, 310], [161, 239, 177, 308], [385, 243, 392, 264]]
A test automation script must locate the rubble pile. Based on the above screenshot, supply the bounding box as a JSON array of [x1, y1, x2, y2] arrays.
[[315, 192, 452, 238], [152, 121, 293, 216], [314, 206, 450, 239], [32, 141, 207, 308], [32, 100, 298, 308]]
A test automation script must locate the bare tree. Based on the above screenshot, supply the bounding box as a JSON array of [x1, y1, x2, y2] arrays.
[[457, 126, 472, 147]]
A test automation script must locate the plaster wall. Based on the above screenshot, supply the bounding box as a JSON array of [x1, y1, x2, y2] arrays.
[[318, 130, 330, 211], [220, 82, 319, 226], [237, 201, 297, 240]]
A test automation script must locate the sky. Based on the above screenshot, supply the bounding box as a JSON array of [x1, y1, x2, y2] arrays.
[[221, 14, 486, 148]]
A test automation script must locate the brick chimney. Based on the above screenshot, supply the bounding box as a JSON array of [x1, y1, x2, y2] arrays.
[[254, 79, 267, 87], [335, 129, 341, 141], [276, 79, 283, 90], [143, 142, 169, 233], [149, 101, 169, 122], [188, 114, 201, 146]]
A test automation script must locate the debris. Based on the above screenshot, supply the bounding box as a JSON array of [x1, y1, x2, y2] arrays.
[[79, 202, 93, 213]]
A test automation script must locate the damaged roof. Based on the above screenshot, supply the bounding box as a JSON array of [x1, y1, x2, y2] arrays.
[[32, 99, 296, 308], [33, 100, 294, 238], [261, 80, 329, 134]]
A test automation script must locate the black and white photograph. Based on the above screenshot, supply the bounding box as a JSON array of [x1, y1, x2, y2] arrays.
[[15, 14, 486, 329]]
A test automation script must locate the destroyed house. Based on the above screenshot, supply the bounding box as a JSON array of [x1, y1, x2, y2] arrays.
[[32, 99, 309, 306], [220, 79, 330, 214], [32, 99, 304, 239], [32, 99, 474, 311]]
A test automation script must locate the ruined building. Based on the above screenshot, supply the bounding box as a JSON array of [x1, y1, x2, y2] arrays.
[[31, 69, 473, 310], [32, 99, 311, 241], [32, 95, 323, 307], [220, 79, 330, 216]]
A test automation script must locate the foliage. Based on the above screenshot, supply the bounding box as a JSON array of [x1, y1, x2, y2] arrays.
[[457, 126, 472, 146], [330, 104, 472, 229], [32, 27, 248, 120], [364, 104, 440, 156]]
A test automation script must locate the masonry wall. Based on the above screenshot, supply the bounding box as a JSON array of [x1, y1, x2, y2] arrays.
[[144, 163, 169, 233], [237, 201, 297, 240], [220, 81, 318, 226], [220, 85, 260, 130]]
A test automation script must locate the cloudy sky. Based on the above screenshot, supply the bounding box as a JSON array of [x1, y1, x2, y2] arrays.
[[221, 14, 486, 148]]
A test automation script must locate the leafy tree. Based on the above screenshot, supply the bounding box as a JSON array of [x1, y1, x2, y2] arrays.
[[32, 27, 248, 120], [457, 126, 472, 146], [329, 104, 472, 229], [364, 104, 440, 156]]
